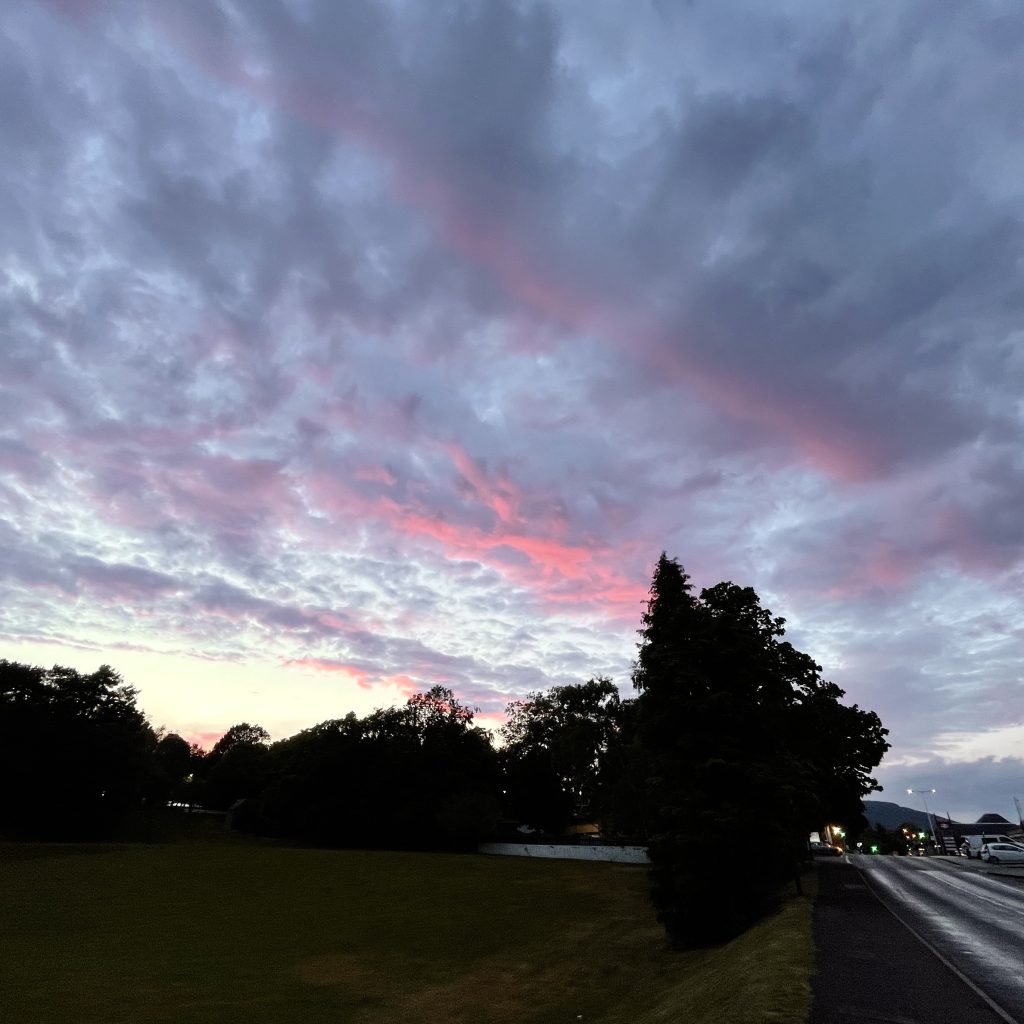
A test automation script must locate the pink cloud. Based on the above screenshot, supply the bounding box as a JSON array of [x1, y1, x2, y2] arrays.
[[284, 660, 421, 699], [304, 458, 647, 620], [181, 729, 223, 752], [443, 442, 522, 526], [382, 674, 421, 699], [380, 497, 647, 618], [285, 657, 371, 688], [355, 464, 398, 486]]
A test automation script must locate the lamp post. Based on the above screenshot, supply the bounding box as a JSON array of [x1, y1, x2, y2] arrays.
[[907, 788, 938, 854]]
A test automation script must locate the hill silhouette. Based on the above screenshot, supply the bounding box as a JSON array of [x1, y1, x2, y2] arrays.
[[862, 800, 930, 830]]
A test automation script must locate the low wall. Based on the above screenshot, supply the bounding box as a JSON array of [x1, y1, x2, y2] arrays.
[[479, 842, 650, 864]]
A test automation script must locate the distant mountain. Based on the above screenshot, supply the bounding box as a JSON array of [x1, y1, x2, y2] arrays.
[[862, 800, 930, 830], [863, 802, 1017, 831]]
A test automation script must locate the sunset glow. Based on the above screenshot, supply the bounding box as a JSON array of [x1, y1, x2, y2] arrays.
[[4, 0, 1023, 820]]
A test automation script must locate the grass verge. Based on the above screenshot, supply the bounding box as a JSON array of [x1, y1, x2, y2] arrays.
[[0, 842, 815, 1023]]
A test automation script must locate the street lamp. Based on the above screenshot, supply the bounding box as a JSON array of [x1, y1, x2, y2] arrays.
[[907, 788, 938, 854]]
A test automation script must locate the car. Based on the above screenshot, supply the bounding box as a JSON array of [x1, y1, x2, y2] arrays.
[[809, 841, 842, 857], [960, 834, 1024, 859], [980, 843, 1024, 865]]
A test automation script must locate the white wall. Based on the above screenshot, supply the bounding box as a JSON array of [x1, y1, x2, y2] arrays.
[[479, 842, 650, 864]]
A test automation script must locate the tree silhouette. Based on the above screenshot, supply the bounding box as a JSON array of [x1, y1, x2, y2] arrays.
[[0, 660, 156, 839], [149, 732, 193, 804], [198, 723, 272, 811], [501, 677, 626, 829], [254, 689, 500, 850], [632, 554, 889, 947]]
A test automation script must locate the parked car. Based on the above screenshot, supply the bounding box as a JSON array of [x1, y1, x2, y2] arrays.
[[809, 841, 842, 857], [980, 843, 1024, 865], [960, 834, 1022, 859]]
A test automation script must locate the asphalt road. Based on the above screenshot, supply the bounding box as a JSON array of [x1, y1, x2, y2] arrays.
[[812, 855, 1024, 1024], [860, 855, 1024, 1019]]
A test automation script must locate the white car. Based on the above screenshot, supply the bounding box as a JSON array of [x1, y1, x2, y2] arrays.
[[961, 834, 1020, 858], [980, 843, 1024, 865]]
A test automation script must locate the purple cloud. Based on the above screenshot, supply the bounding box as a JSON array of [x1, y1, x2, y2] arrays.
[[1, 0, 1022, 806]]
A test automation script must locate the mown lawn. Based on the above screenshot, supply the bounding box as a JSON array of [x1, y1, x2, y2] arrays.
[[0, 840, 816, 1024]]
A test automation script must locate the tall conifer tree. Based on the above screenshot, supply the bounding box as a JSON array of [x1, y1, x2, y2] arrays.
[[633, 554, 888, 947]]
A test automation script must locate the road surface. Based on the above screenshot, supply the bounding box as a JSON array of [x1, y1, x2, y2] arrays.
[[857, 855, 1024, 1020]]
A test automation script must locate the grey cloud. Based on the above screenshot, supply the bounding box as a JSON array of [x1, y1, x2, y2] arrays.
[[0, 514, 179, 598], [534, 4, 1024, 477], [0, 32, 61, 160], [0, 536, 71, 594], [68, 555, 180, 599], [0, 437, 54, 484], [663, 92, 813, 204], [184, 576, 519, 701], [953, 452, 1024, 563], [403, 1, 563, 194]]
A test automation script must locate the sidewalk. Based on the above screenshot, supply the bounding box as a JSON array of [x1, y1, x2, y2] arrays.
[[809, 859, 1008, 1023], [926, 851, 1024, 882]]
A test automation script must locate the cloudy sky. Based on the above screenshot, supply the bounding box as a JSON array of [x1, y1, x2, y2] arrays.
[[3, 0, 1023, 821]]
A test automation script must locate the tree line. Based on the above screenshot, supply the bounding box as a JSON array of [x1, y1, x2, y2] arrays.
[[0, 553, 888, 946], [0, 664, 626, 850]]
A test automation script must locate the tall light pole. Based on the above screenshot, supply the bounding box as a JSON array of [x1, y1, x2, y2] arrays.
[[907, 788, 938, 854]]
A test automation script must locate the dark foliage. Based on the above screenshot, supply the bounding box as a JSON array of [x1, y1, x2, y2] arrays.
[[148, 732, 195, 805], [633, 554, 889, 947], [500, 677, 627, 832], [253, 686, 501, 850], [194, 722, 273, 811], [0, 659, 156, 839]]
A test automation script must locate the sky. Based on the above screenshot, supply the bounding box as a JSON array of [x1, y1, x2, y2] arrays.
[[2, 0, 1022, 823]]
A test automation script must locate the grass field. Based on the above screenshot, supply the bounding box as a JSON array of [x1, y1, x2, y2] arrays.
[[0, 840, 816, 1024]]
